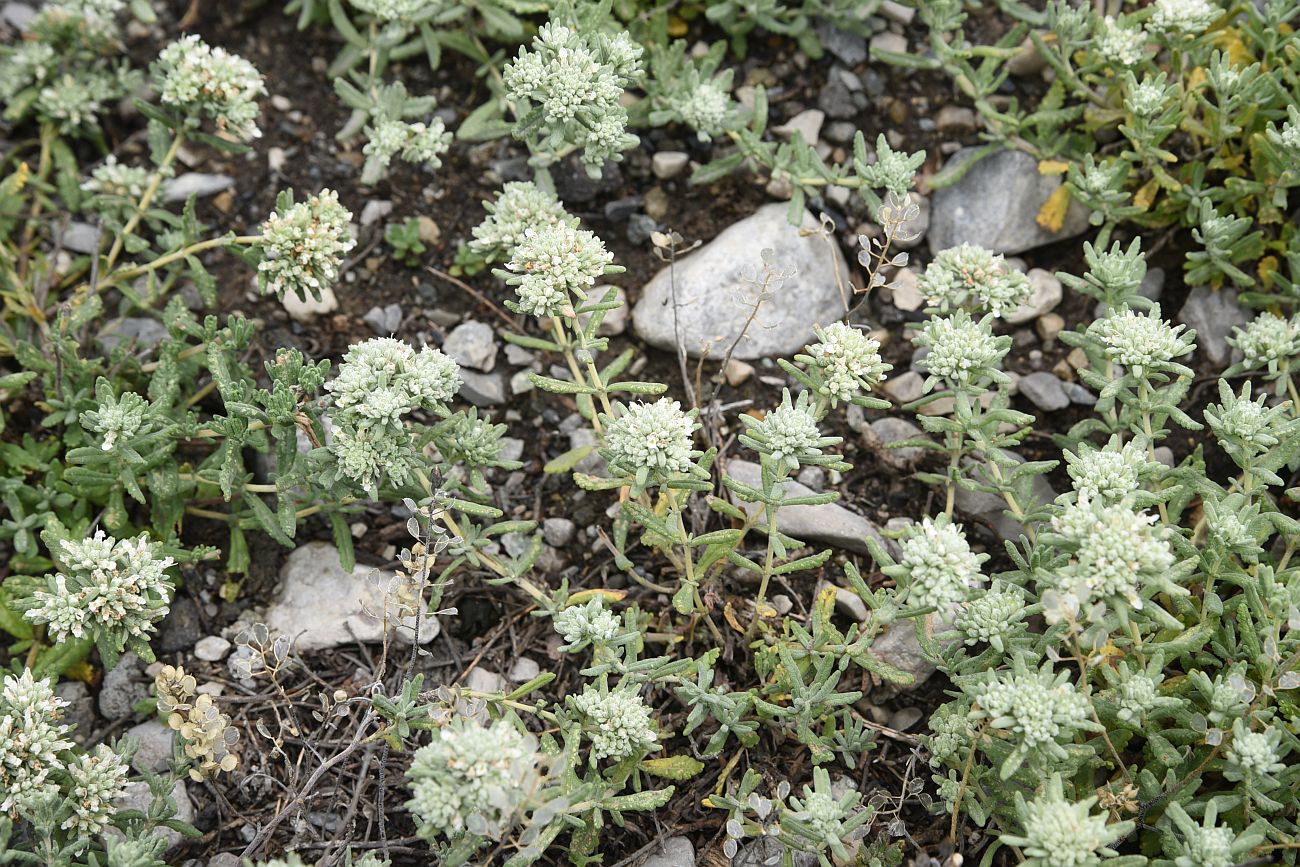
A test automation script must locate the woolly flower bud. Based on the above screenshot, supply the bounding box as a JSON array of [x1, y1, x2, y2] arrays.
[[918, 243, 1032, 317], [0, 670, 73, 813], [602, 399, 699, 491], [257, 189, 357, 302], [349, 0, 430, 22], [1230, 311, 1300, 370], [1063, 437, 1160, 504], [1088, 305, 1193, 374], [677, 81, 731, 140], [470, 182, 576, 257], [84, 156, 150, 200], [1225, 719, 1285, 782], [1002, 776, 1126, 867], [37, 72, 114, 133], [1205, 383, 1288, 455], [328, 418, 421, 495], [915, 311, 1008, 388], [897, 517, 985, 610], [504, 223, 614, 317], [1052, 498, 1173, 610], [406, 717, 541, 842], [1183, 825, 1237, 867], [361, 118, 451, 183], [739, 390, 833, 474], [1095, 16, 1146, 65], [1267, 106, 1300, 158], [1150, 0, 1221, 36], [326, 338, 459, 426], [27, 531, 174, 649], [1125, 73, 1174, 118], [402, 120, 452, 168], [63, 744, 129, 836], [572, 686, 658, 762], [955, 583, 1024, 650], [554, 598, 621, 651], [802, 322, 889, 405], [440, 412, 509, 467], [154, 35, 266, 140], [81, 386, 151, 452], [925, 701, 975, 766], [973, 664, 1093, 760]]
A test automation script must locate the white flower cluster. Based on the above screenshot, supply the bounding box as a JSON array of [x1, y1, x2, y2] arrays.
[[1267, 106, 1300, 158], [503, 222, 614, 317], [739, 391, 829, 473], [1182, 825, 1237, 867], [349, 0, 433, 22], [0, 670, 74, 813], [554, 598, 621, 651], [470, 182, 577, 259], [1088, 305, 1194, 374], [256, 189, 357, 302], [802, 322, 889, 405], [955, 583, 1024, 650], [1063, 437, 1160, 504], [897, 518, 985, 611], [1126, 74, 1175, 118], [1205, 386, 1287, 455], [504, 23, 643, 173], [1230, 311, 1300, 371], [406, 717, 540, 841], [572, 686, 658, 762], [1114, 672, 1162, 724], [974, 666, 1092, 760], [917, 243, 1032, 317], [63, 744, 130, 836], [324, 338, 461, 494], [675, 80, 731, 140], [27, 532, 175, 649], [81, 388, 151, 452], [361, 118, 452, 183], [154, 35, 266, 141], [1095, 16, 1147, 65], [916, 311, 1008, 388], [925, 701, 974, 766], [1050, 498, 1174, 611], [1002, 777, 1125, 867], [35, 72, 119, 133], [84, 156, 151, 201], [1225, 720, 1285, 782], [1149, 0, 1221, 37], [602, 399, 699, 490]]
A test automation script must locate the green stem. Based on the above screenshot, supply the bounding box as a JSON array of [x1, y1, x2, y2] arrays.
[[103, 133, 184, 274]]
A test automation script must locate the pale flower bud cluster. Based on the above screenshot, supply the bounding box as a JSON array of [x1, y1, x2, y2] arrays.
[[555, 598, 622, 651], [601, 399, 700, 492], [739, 391, 835, 474], [1063, 437, 1160, 504], [1267, 106, 1300, 159], [406, 717, 541, 841], [81, 387, 152, 453], [1095, 15, 1147, 65], [1224, 720, 1285, 783], [470, 182, 577, 259], [0, 670, 74, 813], [154, 35, 266, 140], [1050, 497, 1174, 611], [1229, 311, 1300, 371], [27, 532, 175, 651], [349, 0, 434, 22], [572, 686, 659, 762], [1125, 73, 1176, 118], [675, 80, 731, 140], [915, 311, 1009, 389], [83, 156, 151, 203], [503, 223, 615, 317], [895, 517, 986, 611], [1149, 0, 1221, 37], [972, 664, 1094, 765], [1204, 384, 1289, 456], [63, 744, 129, 836], [1087, 305, 1194, 374], [954, 583, 1024, 650], [917, 243, 1032, 317], [801, 322, 889, 406], [256, 189, 357, 302], [1001, 776, 1126, 867], [361, 118, 452, 184]]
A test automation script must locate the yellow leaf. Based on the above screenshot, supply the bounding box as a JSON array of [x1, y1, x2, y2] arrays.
[[1037, 159, 1070, 176], [66, 661, 96, 684], [755, 601, 778, 620], [667, 14, 688, 37], [1259, 256, 1280, 287], [723, 601, 746, 634], [1133, 177, 1161, 211], [567, 588, 628, 606], [1211, 27, 1253, 66], [1185, 66, 1207, 93], [1035, 185, 1071, 233], [641, 756, 706, 781]]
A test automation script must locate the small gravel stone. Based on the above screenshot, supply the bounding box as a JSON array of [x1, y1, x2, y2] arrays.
[[1, 2, 36, 30], [1065, 382, 1097, 405], [936, 105, 977, 133], [627, 213, 658, 245], [1178, 285, 1249, 365], [99, 653, 147, 720], [56, 682, 95, 743], [125, 719, 174, 772], [508, 657, 541, 683], [883, 370, 924, 404], [796, 466, 826, 490], [1019, 371, 1070, 411], [194, 636, 232, 662], [869, 32, 908, 56], [543, 517, 576, 547], [466, 668, 506, 694], [774, 108, 825, 143], [866, 417, 926, 470], [1037, 312, 1065, 345], [724, 358, 755, 386], [652, 150, 690, 180], [459, 370, 508, 405], [362, 303, 402, 335], [889, 706, 925, 731], [889, 267, 924, 311], [443, 320, 498, 372], [359, 199, 393, 227], [814, 18, 867, 65], [162, 173, 235, 203], [880, 0, 916, 24], [282, 285, 338, 322], [60, 222, 101, 255], [1006, 268, 1063, 324], [726, 460, 888, 555], [643, 836, 695, 867]]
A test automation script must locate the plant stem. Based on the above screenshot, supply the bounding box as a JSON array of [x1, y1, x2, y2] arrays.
[[103, 133, 184, 274]]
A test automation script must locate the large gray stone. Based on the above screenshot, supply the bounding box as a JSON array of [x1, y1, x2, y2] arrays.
[[725, 460, 886, 555], [125, 719, 175, 772], [643, 836, 695, 867], [263, 542, 439, 651], [1178, 285, 1249, 366], [928, 147, 1090, 255], [632, 204, 849, 360], [443, 320, 498, 372], [113, 780, 193, 851], [952, 454, 1057, 541], [99, 653, 146, 720], [162, 173, 234, 203]]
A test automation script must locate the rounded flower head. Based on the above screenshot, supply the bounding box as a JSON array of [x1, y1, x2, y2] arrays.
[[1229, 311, 1300, 372], [63, 744, 129, 836], [915, 311, 1009, 389], [801, 322, 890, 405], [361, 117, 451, 184], [1150, 0, 1221, 37], [1050, 497, 1174, 610], [406, 717, 541, 842], [1267, 105, 1300, 159], [739, 390, 838, 474], [326, 338, 461, 422], [470, 182, 577, 258], [1095, 16, 1146, 65], [1224, 719, 1285, 783], [554, 597, 622, 651], [0, 670, 74, 813], [1125, 73, 1176, 118], [154, 35, 266, 140], [917, 243, 1032, 317], [327, 419, 421, 495], [571, 686, 658, 762], [954, 582, 1025, 651], [601, 399, 700, 493], [257, 189, 357, 302], [1204, 381, 1291, 458], [1001, 775, 1128, 867], [971, 662, 1097, 776], [895, 517, 985, 611], [80, 383, 151, 452], [1087, 305, 1194, 375], [677, 80, 731, 140], [349, 0, 438, 23], [504, 223, 615, 317], [84, 156, 151, 201], [1063, 437, 1161, 504]]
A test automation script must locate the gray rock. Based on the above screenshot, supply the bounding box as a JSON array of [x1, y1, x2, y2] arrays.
[[504, 344, 535, 366], [567, 427, 607, 476], [888, 267, 924, 311], [1178, 285, 1249, 366], [125, 719, 174, 772], [113, 780, 193, 851], [734, 837, 817, 867], [880, 0, 915, 24], [1093, 266, 1164, 319], [1019, 372, 1070, 411], [444, 320, 498, 372], [508, 657, 541, 683], [2, 2, 36, 30], [99, 317, 170, 354], [866, 417, 926, 470], [952, 455, 1057, 541], [796, 466, 826, 491], [263, 542, 439, 651], [883, 370, 924, 404], [929, 147, 1090, 255], [868, 620, 939, 689], [362, 303, 402, 335], [643, 837, 695, 867], [817, 75, 859, 119], [627, 213, 658, 245], [466, 668, 506, 694], [543, 517, 576, 547], [1065, 382, 1096, 406], [632, 204, 848, 360], [823, 120, 858, 144], [774, 109, 825, 144], [99, 653, 146, 720], [157, 596, 203, 654], [869, 31, 908, 56], [162, 173, 235, 203], [359, 199, 393, 227], [725, 459, 886, 555], [498, 437, 525, 463], [584, 286, 629, 336], [208, 854, 242, 867], [56, 682, 95, 742], [815, 18, 867, 66], [822, 580, 869, 622], [194, 635, 232, 661], [458, 369, 508, 406], [652, 151, 690, 180], [61, 222, 102, 255], [1006, 268, 1063, 325]]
